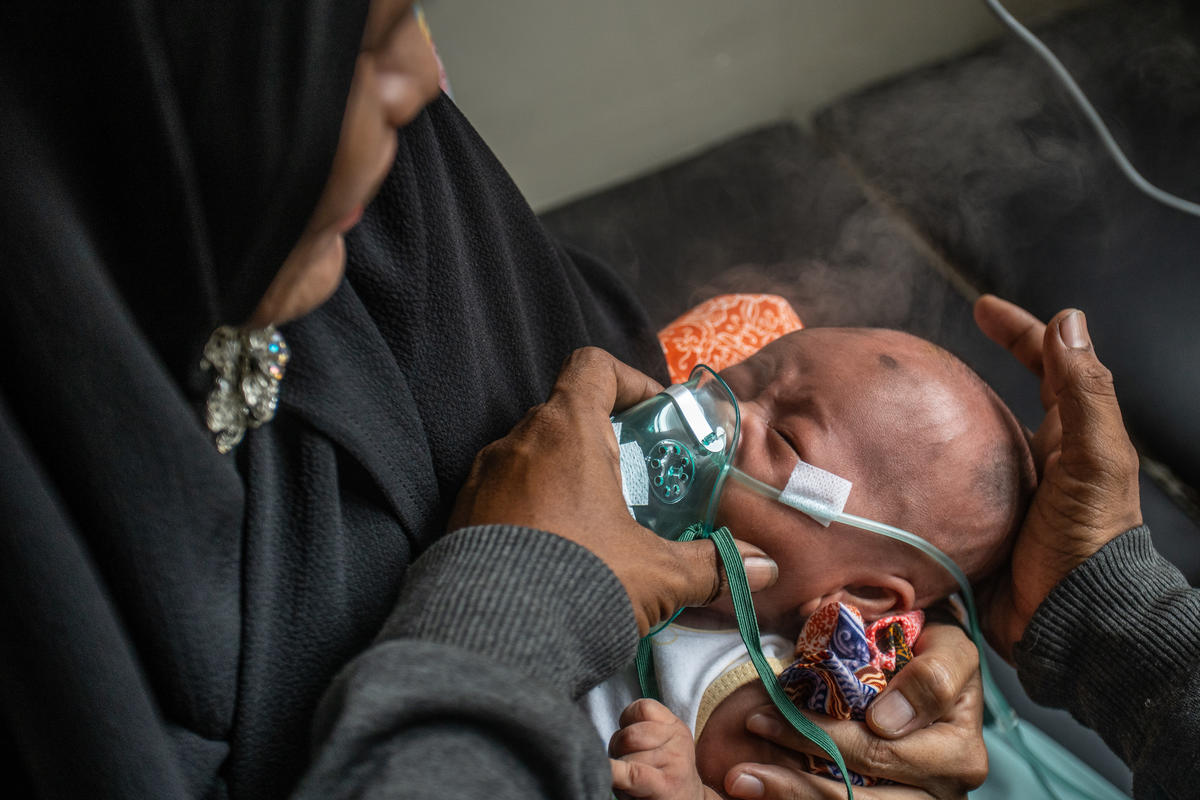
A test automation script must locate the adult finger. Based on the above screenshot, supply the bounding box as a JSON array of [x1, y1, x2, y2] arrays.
[[550, 346, 664, 418], [725, 764, 943, 800], [867, 623, 979, 738], [625, 536, 778, 632], [687, 536, 779, 604], [743, 705, 985, 792], [1029, 404, 1063, 476], [1019, 309, 1143, 574], [973, 294, 1046, 383], [1041, 310, 1140, 483], [740, 626, 980, 749]]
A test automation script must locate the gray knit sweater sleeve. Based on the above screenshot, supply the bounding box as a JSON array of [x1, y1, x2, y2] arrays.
[[1014, 526, 1200, 800], [295, 525, 640, 799]]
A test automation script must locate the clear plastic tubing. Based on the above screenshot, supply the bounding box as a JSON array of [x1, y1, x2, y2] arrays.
[[983, 0, 1200, 219], [727, 465, 1133, 798], [727, 466, 1016, 725]]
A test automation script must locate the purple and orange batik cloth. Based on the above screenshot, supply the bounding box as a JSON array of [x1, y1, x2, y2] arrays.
[[778, 602, 925, 787]]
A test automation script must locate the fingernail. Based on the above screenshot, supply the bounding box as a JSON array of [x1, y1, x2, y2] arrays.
[[743, 556, 778, 590], [1060, 310, 1089, 349], [746, 711, 782, 739], [729, 773, 765, 799], [870, 691, 915, 735]]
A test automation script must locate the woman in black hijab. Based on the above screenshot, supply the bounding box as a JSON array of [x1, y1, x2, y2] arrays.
[[0, 2, 990, 799], [0, 0, 714, 796]]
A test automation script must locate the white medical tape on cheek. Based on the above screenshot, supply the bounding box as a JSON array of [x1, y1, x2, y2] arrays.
[[779, 459, 852, 527]]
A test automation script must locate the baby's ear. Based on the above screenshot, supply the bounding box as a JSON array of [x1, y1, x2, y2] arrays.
[[842, 577, 915, 621]]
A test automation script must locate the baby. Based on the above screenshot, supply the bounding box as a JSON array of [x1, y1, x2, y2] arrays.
[[587, 326, 1036, 799]]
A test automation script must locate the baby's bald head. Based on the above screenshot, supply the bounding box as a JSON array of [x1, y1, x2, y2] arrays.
[[842, 329, 1034, 599], [715, 327, 1036, 626]]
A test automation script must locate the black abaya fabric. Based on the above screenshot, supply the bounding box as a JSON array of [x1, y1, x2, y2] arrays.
[[230, 96, 668, 798], [0, 3, 666, 798]]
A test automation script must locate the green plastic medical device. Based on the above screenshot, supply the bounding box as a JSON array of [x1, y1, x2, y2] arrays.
[[612, 366, 857, 799]]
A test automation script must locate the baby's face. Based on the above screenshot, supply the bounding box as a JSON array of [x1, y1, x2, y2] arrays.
[[703, 328, 1023, 635]]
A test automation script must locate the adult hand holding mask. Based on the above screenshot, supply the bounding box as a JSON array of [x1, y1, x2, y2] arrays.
[[449, 347, 779, 636], [973, 295, 1143, 660]]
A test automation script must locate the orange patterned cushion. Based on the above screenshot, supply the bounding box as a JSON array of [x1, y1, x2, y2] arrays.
[[657, 294, 804, 384]]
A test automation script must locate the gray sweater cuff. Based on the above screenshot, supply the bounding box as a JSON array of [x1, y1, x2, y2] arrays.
[[378, 524, 640, 699], [1014, 526, 1200, 795]]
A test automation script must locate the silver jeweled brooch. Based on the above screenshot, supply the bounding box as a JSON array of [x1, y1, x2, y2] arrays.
[[200, 325, 290, 453]]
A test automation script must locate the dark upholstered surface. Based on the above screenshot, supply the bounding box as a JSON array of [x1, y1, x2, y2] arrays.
[[543, 127, 995, 346], [814, 0, 1200, 495]]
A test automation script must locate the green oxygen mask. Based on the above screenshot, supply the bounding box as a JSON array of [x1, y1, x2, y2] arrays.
[[612, 365, 858, 798], [610, 365, 740, 542]]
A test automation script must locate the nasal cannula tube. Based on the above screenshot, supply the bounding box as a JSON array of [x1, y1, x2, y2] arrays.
[[728, 472, 970, 601], [725, 465, 1111, 799], [728, 465, 1010, 720]]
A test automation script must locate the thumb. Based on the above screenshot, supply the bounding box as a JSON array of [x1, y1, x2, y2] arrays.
[[655, 538, 778, 616], [1037, 308, 1142, 539], [552, 347, 664, 418], [621, 534, 779, 636], [1042, 310, 1129, 461], [866, 623, 979, 737]]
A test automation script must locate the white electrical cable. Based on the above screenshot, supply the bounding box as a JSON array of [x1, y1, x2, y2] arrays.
[[983, 0, 1200, 219]]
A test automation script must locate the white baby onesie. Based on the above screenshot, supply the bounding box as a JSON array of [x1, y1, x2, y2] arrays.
[[584, 624, 793, 745]]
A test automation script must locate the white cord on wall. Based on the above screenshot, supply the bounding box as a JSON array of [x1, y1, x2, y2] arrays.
[[983, 0, 1200, 219]]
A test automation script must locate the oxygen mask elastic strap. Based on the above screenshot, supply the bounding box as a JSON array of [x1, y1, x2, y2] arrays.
[[635, 522, 857, 800]]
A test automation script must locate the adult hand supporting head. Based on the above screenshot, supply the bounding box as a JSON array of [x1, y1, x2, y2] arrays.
[[973, 295, 1142, 660], [449, 347, 778, 636], [728, 621, 986, 799]]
